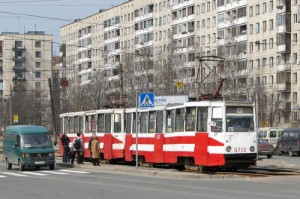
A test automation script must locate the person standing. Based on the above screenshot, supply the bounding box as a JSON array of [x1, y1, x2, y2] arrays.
[[90, 133, 100, 166], [71, 133, 83, 164], [61, 134, 70, 163]]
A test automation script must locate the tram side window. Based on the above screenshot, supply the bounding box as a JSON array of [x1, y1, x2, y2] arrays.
[[186, 107, 196, 131], [105, 114, 112, 133], [140, 112, 148, 133], [166, 110, 175, 133], [197, 107, 208, 132], [97, 114, 105, 133], [125, 113, 132, 134], [91, 115, 96, 133], [148, 111, 156, 133], [62, 117, 66, 134], [211, 107, 223, 132], [79, 116, 84, 134], [156, 111, 163, 133], [114, 113, 121, 133], [69, 116, 75, 134], [175, 108, 185, 132], [85, 116, 91, 133], [132, 113, 137, 133], [74, 116, 79, 134]]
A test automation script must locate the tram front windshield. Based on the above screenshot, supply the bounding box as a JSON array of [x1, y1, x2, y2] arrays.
[[226, 107, 254, 132]]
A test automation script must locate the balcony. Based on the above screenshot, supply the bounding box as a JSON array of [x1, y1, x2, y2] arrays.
[[276, 82, 291, 92], [12, 56, 26, 61], [12, 65, 26, 71], [12, 46, 26, 51], [13, 76, 26, 81], [276, 63, 291, 72], [277, 43, 291, 53], [278, 101, 291, 111]]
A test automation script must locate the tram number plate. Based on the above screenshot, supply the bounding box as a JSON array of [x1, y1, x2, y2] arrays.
[[234, 147, 246, 152]]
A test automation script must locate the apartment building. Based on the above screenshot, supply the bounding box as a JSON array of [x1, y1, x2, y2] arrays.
[[0, 31, 53, 125], [60, 0, 300, 127]]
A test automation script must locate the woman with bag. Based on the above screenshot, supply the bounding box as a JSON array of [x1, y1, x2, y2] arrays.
[[90, 133, 100, 166]]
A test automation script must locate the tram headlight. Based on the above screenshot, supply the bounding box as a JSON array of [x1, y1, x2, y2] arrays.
[[250, 146, 255, 152], [226, 146, 231, 152]]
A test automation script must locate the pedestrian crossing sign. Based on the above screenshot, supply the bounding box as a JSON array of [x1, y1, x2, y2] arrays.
[[140, 92, 155, 108]]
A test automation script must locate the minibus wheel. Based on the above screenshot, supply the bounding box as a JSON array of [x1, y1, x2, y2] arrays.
[[5, 158, 12, 170], [49, 164, 55, 170], [19, 161, 24, 171]]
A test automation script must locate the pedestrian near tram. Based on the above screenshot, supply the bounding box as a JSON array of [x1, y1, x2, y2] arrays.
[[71, 133, 83, 164], [90, 133, 100, 166], [61, 133, 70, 163]]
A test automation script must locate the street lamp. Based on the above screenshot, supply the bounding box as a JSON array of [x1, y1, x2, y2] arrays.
[[30, 71, 57, 146]]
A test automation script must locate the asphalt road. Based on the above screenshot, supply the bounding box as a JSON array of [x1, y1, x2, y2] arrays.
[[1, 161, 300, 199]]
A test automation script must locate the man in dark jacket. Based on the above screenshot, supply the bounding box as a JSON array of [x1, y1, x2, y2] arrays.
[[71, 133, 84, 164], [61, 134, 70, 163]]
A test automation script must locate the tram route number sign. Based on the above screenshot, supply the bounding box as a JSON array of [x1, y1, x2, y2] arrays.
[[140, 92, 155, 108]]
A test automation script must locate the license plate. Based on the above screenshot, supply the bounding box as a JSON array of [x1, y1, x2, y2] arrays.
[[35, 161, 45, 165]]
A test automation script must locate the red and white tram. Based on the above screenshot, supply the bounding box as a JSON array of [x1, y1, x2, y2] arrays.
[[59, 100, 257, 170]]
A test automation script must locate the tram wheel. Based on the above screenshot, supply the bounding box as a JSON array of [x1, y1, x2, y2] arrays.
[[198, 166, 206, 173], [184, 158, 190, 170], [289, 149, 294, 157]]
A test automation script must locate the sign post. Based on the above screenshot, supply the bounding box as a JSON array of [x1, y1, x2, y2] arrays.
[[136, 92, 155, 169]]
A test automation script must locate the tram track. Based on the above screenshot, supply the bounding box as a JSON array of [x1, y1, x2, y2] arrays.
[[182, 167, 300, 178]]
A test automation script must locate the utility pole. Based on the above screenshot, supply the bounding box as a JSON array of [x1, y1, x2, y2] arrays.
[[48, 78, 57, 146], [9, 85, 12, 125]]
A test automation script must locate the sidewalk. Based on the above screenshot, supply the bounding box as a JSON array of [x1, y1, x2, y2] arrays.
[[55, 157, 243, 179], [55, 156, 300, 179]]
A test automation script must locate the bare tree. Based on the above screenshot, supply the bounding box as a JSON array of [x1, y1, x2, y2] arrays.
[[85, 70, 109, 109]]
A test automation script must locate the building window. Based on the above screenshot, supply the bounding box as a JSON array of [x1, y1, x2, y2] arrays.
[[250, 42, 253, 52], [269, 75, 273, 85], [263, 21, 267, 32], [262, 58, 267, 67], [249, 24, 253, 34], [269, 19, 274, 30], [35, 41, 41, 48], [269, 38, 274, 49], [35, 82, 41, 89], [35, 62, 41, 68], [269, 1, 273, 11], [35, 92, 41, 98], [293, 33, 297, 44], [35, 72, 41, 78], [269, 57, 274, 67], [35, 51, 41, 58], [249, 6, 253, 17], [293, 72, 297, 84], [293, 53, 298, 64], [263, 76, 267, 85], [293, 92, 297, 104], [255, 4, 260, 15], [255, 23, 260, 33], [262, 3, 267, 13]]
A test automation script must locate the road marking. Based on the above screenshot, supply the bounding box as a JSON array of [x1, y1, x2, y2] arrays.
[[0, 175, 6, 178], [0, 172, 27, 177], [39, 171, 69, 175], [59, 169, 90, 174], [22, 172, 49, 176]]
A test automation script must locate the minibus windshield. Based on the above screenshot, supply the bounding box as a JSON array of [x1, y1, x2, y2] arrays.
[[21, 133, 52, 148]]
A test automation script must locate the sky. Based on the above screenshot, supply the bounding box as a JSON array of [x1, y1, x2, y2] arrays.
[[0, 0, 126, 54]]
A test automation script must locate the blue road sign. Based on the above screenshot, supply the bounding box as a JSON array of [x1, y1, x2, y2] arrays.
[[140, 92, 155, 108]]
